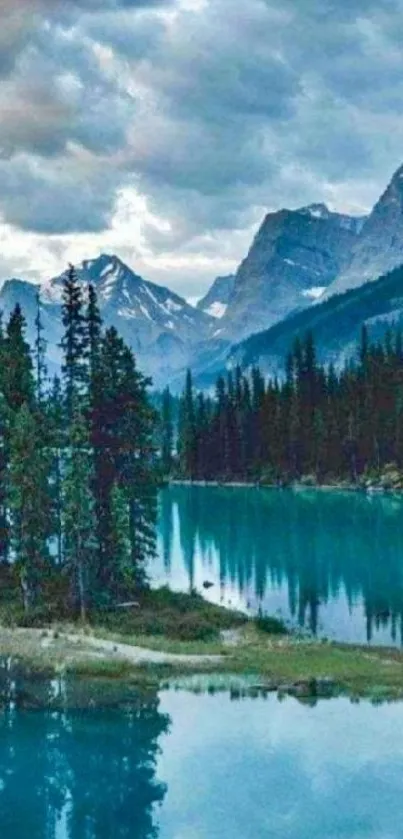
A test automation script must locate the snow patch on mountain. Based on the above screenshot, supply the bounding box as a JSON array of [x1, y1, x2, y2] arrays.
[[206, 301, 228, 318], [197, 274, 235, 319], [301, 286, 327, 300]]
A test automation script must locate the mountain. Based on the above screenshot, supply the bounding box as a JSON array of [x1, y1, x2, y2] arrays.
[[4, 163, 403, 394], [0, 255, 216, 387], [323, 165, 403, 300], [0, 279, 63, 372], [226, 263, 403, 379], [197, 274, 235, 318], [215, 203, 365, 342]]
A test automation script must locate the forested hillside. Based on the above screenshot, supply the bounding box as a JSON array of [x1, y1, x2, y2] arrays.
[[229, 264, 403, 377], [168, 326, 403, 486]]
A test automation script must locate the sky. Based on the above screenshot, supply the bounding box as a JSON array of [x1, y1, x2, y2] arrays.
[[1, 0, 403, 301]]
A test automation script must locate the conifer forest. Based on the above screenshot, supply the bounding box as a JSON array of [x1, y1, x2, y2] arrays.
[[166, 327, 403, 485], [4, 263, 403, 619], [0, 267, 157, 618]]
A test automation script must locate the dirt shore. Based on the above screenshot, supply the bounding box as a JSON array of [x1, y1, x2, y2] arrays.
[[0, 626, 224, 670]]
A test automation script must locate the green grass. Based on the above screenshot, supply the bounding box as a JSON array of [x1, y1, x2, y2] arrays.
[[3, 584, 403, 700], [91, 586, 253, 642], [70, 623, 403, 699]]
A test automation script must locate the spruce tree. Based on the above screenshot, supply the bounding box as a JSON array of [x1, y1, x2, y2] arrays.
[[86, 283, 102, 408], [62, 411, 97, 619], [8, 405, 52, 610], [180, 370, 197, 479], [3, 304, 34, 412], [0, 390, 10, 564], [161, 387, 174, 476], [109, 482, 132, 596], [92, 328, 157, 593], [48, 376, 64, 566], [61, 265, 86, 421], [34, 290, 47, 405]]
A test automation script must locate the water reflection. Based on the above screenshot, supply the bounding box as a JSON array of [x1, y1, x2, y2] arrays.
[[3, 665, 403, 839], [158, 689, 403, 839], [0, 661, 169, 839], [155, 486, 403, 645], [0, 661, 403, 839]]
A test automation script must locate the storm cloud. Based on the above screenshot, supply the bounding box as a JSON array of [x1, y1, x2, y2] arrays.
[[1, 0, 403, 293]]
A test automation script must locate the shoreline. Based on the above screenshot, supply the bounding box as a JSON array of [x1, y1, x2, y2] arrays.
[[3, 623, 403, 702], [168, 479, 403, 495], [2, 589, 403, 702]]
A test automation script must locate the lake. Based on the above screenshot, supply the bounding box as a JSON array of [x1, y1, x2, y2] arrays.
[[155, 485, 403, 645], [2, 670, 403, 839]]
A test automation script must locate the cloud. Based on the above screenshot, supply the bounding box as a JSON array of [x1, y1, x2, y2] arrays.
[[0, 149, 124, 233], [1, 0, 403, 295], [109, 0, 403, 246]]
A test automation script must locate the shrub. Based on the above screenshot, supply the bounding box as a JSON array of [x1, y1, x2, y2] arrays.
[[254, 614, 287, 635]]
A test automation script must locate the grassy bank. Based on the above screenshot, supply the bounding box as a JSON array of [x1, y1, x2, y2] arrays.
[[0, 585, 284, 643], [1, 587, 403, 701]]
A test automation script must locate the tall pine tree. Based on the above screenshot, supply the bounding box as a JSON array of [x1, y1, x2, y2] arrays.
[[61, 265, 86, 421], [8, 405, 52, 610]]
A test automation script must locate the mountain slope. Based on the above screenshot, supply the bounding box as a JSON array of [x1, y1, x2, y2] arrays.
[[324, 164, 403, 299], [228, 263, 403, 377], [197, 274, 235, 319], [219, 203, 365, 342]]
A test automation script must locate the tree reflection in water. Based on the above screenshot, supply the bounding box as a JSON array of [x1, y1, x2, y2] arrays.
[[0, 660, 170, 839], [158, 486, 403, 644]]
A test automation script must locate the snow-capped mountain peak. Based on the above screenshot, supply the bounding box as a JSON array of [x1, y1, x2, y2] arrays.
[[0, 254, 217, 388]]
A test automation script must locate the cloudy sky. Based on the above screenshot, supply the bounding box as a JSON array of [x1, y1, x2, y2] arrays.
[[1, 0, 403, 300]]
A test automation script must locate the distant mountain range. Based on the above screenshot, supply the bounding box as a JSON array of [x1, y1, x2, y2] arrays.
[[0, 255, 215, 387], [2, 163, 403, 390]]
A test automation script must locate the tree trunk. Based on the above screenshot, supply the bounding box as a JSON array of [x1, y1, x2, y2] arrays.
[[55, 450, 62, 567], [20, 569, 33, 613]]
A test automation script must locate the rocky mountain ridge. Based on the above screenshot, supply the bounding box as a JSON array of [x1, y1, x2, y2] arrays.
[[217, 203, 366, 341], [322, 164, 403, 300], [2, 163, 403, 390]]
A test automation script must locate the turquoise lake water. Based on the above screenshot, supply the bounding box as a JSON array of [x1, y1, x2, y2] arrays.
[[155, 485, 403, 645], [2, 488, 403, 837], [2, 681, 403, 839]]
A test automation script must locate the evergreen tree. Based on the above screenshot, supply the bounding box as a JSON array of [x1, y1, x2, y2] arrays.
[[61, 265, 86, 421], [0, 390, 10, 564], [34, 291, 47, 404], [109, 482, 132, 595], [62, 411, 97, 619], [86, 283, 102, 408], [91, 328, 157, 594], [161, 387, 174, 475], [179, 370, 197, 478], [3, 305, 34, 412], [48, 376, 64, 566], [8, 405, 52, 610]]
